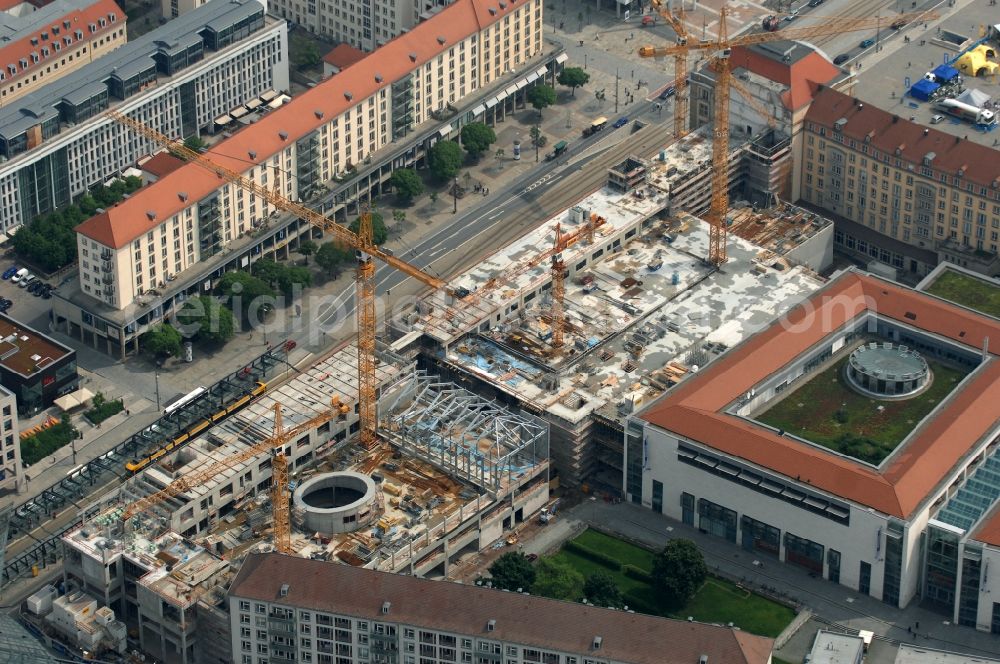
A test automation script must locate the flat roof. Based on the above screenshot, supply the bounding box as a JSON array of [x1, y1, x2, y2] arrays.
[[230, 553, 774, 664], [0, 0, 268, 143], [640, 269, 1000, 518], [0, 313, 73, 377], [809, 630, 865, 664], [895, 643, 1000, 664]]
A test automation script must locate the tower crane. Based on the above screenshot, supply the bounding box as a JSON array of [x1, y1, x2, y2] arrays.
[[639, 6, 938, 266], [649, 0, 689, 139], [106, 111, 471, 453], [121, 397, 350, 552], [550, 224, 566, 349]]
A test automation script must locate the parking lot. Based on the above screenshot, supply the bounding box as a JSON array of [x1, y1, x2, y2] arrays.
[[0, 259, 66, 336]]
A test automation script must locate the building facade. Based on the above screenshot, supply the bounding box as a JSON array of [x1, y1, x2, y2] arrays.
[[0, 384, 20, 493], [628, 269, 1000, 626], [0, 0, 288, 236], [801, 85, 1000, 279], [228, 552, 774, 664], [272, 0, 450, 52], [161, 0, 209, 19], [58, 0, 548, 358], [0, 0, 127, 108], [0, 313, 78, 415]]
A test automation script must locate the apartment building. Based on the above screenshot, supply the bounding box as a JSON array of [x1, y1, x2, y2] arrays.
[[273, 0, 451, 51], [0, 384, 20, 493], [0, 0, 288, 236], [0, 0, 127, 108], [800, 85, 1000, 278], [62, 0, 545, 357], [228, 552, 774, 664]]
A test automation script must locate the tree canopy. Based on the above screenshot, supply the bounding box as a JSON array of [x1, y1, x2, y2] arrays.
[[348, 211, 388, 246], [176, 296, 235, 345], [460, 122, 497, 158], [651, 539, 707, 610], [141, 323, 182, 359], [184, 135, 207, 151], [488, 552, 537, 592], [387, 168, 424, 202], [531, 557, 584, 601], [216, 270, 276, 324], [251, 259, 312, 295], [527, 84, 556, 115], [428, 140, 463, 181], [298, 240, 318, 260], [315, 242, 353, 276], [557, 67, 590, 96], [583, 571, 623, 608]]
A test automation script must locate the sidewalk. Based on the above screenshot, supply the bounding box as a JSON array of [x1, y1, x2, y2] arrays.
[[572, 499, 1000, 660]]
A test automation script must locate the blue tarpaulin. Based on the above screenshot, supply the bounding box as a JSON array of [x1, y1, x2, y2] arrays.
[[909, 79, 940, 101], [931, 64, 960, 82]]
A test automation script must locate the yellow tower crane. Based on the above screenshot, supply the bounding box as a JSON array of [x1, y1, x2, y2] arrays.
[[649, 0, 689, 138], [639, 6, 939, 266]]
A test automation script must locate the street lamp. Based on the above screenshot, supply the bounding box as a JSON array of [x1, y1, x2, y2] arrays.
[[535, 125, 540, 162], [453, 176, 459, 213]]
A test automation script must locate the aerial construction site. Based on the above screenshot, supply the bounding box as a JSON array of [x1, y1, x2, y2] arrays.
[[47, 120, 835, 662]]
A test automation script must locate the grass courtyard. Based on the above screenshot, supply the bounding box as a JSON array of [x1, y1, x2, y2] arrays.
[[925, 269, 1000, 318], [756, 354, 967, 464], [550, 529, 796, 637]]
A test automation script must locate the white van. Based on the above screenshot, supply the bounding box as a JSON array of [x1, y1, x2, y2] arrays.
[[10, 268, 27, 283]]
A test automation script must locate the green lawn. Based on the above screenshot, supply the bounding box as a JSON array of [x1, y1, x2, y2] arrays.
[[553, 530, 795, 638], [756, 355, 966, 464], [925, 269, 1000, 318]]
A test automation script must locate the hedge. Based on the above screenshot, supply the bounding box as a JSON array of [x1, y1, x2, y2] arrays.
[[622, 564, 653, 583], [84, 398, 124, 425], [622, 587, 661, 616], [563, 540, 622, 571], [21, 420, 77, 466]]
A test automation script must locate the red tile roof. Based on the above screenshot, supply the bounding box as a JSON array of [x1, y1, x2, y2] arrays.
[[322, 43, 366, 71], [229, 553, 774, 664], [972, 506, 1000, 547], [730, 43, 842, 111], [140, 152, 185, 179], [640, 270, 1000, 519], [76, 0, 523, 249], [0, 0, 124, 87], [806, 85, 1000, 191]]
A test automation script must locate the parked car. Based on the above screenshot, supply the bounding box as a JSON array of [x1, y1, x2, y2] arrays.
[[807, 0, 824, 6], [0, 299, 11, 313], [41, 286, 52, 300], [930, 114, 945, 124], [859, 38, 875, 48], [782, 10, 799, 21], [18, 274, 34, 288], [27, 281, 43, 295], [890, 19, 907, 30], [834, 54, 850, 65], [2, 266, 18, 280], [659, 86, 676, 100], [10, 268, 27, 284], [612, 117, 629, 129]]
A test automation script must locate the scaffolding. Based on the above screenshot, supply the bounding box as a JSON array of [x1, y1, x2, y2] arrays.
[[381, 371, 549, 496]]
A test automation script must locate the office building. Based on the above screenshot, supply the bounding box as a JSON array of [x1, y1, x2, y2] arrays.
[[801, 85, 1000, 278], [59, 0, 546, 357], [0, 384, 20, 493], [227, 552, 774, 664], [161, 0, 209, 19], [0, 313, 78, 415], [0, 0, 288, 236], [628, 268, 1000, 628], [273, 0, 451, 52], [0, 0, 127, 107]]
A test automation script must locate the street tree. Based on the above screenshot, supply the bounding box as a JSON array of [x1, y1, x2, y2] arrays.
[[176, 296, 235, 345], [387, 168, 424, 203], [216, 270, 276, 323], [184, 135, 207, 151], [531, 557, 584, 601], [315, 242, 352, 276], [392, 209, 406, 234], [460, 122, 497, 159], [141, 324, 182, 359], [583, 571, 623, 608], [428, 140, 463, 181], [527, 84, 557, 117], [558, 67, 590, 96], [488, 552, 537, 592], [298, 240, 318, 263], [651, 539, 707, 610], [349, 211, 388, 245]]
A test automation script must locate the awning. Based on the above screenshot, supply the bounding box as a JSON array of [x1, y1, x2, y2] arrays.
[[245, 98, 263, 111], [555, 52, 569, 64], [485, 97, 498, 108], [54, 388, 94, 411], [504, 84, 518, 96], [526, 72, 540, 83], [229, 106, 248, 119], [471, 104, 486, 115], [259, 89, 279, 103], [438, 124, 453, 137], [214, 115, 232, 126], [535, 66, 548, 77], [268, 95, 290, 109], [514, 79, 528, 90]]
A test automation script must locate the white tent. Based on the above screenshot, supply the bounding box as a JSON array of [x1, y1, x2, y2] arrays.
[[53, 388, 94, 411], [956, 87, 992, 109]]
